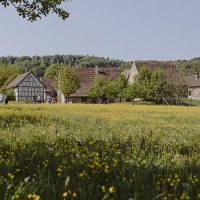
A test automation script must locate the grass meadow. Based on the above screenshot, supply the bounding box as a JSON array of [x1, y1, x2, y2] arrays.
[[0, 103, 199, 200]]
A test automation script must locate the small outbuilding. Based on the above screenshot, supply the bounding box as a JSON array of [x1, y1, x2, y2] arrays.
[[184, 74, 200, 100], [5, 71, 45, 102]]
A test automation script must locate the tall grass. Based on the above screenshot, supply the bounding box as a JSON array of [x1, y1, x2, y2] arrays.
[[0, 103, 199, 199]]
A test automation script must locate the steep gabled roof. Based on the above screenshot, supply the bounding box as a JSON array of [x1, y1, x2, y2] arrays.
[[38, 67, 120, 97], [41, 77, 57, 91], [5, 71, 31, 89], [5, 71, 45, 89], [184, 75, 200, 87], [124, 61, 186, 86], [70, 67, 120, 97], [136, 61, 186, 85]]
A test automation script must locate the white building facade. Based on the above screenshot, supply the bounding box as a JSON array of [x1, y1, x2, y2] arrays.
[[5, 71, 45, 102]]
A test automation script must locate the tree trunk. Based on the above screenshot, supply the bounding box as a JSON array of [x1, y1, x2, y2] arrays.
[[132, 97, 134, 105], [66, 95, 69, 103], [63, 96, 67, 103]]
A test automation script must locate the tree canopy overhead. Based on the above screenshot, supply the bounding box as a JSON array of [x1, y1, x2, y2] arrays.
[[0, 0, 69, 21]]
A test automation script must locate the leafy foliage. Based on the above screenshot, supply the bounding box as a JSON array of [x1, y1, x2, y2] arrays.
[[88, 74, 128, 103], [123, 83, 140, 103], [88, 75, 108, 103], [134, 67, 174, 102], [113, 75, 128, 101], [0, 0, 69, 21], [0, 55, 132, 77], [44, 64, 59, 78], [4, 88, 15, 100], [57, 66, 80, 103], [0, 64, 23, 91], [172, 57, 200, 74]]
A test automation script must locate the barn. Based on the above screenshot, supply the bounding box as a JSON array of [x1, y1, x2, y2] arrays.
[[60, 66, 120, 103], [5, 71, 45, 102], [123, 61, 187, 97]]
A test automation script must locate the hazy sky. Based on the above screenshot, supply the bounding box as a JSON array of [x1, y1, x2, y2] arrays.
[[0, 0, 200, 61]]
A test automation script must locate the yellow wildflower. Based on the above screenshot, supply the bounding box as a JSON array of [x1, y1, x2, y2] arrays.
[[109, 186, 115, 193], [102, 186, 106, 192], [79, 173, 84, 177], [34, 195, 40, 200], [73, 192, 77, 197], [62, 192, 68, 198]]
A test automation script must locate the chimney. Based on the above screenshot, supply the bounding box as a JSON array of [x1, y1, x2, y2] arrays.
[[95, 65, 99, 75]]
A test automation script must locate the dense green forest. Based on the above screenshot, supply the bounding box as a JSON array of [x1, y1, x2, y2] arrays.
[[171, 58, 200, 75], [0, 55, 200, 77], [0, 55, 132, 77]]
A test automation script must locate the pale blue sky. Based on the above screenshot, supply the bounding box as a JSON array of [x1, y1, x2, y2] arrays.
[[0, 0, 200, 61]]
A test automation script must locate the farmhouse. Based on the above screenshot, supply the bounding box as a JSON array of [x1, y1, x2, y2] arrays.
[[60, 66, 120, 103], [5, 71, 45, 102], [123, 61, 187, 96], [184, 74, 200, 100], [5, 66, 120, 103]]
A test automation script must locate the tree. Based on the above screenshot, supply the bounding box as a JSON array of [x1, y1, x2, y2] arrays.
[[124, 83, 141, 104], [113, 75, 128, 102], [44, 64, 59, 78], [148, 69, 174, 102], [134, 67, 152, 100], [1, 0, 69, 21], [57, 66, 80, 103], [105, 80, 117, 103], [134, 67, 174, 103], [0, 55, 132, 77], [88, 75, 108, 104], [0, 64, 23, 89]]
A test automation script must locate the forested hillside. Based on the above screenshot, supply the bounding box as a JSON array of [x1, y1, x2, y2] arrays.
[[0, 55, 132, 77], [171, 57, 200, 75], [0, 55, 199, 77]]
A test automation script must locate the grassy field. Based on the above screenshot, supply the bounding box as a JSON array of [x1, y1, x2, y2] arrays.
[[0, 103, 200, 200]]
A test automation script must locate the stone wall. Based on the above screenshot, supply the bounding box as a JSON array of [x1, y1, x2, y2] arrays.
[[188, 87, 200, 100]]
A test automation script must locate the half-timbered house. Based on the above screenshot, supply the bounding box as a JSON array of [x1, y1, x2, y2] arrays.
[[5, 71, 45, 102], [33, 67, 119, 103]]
